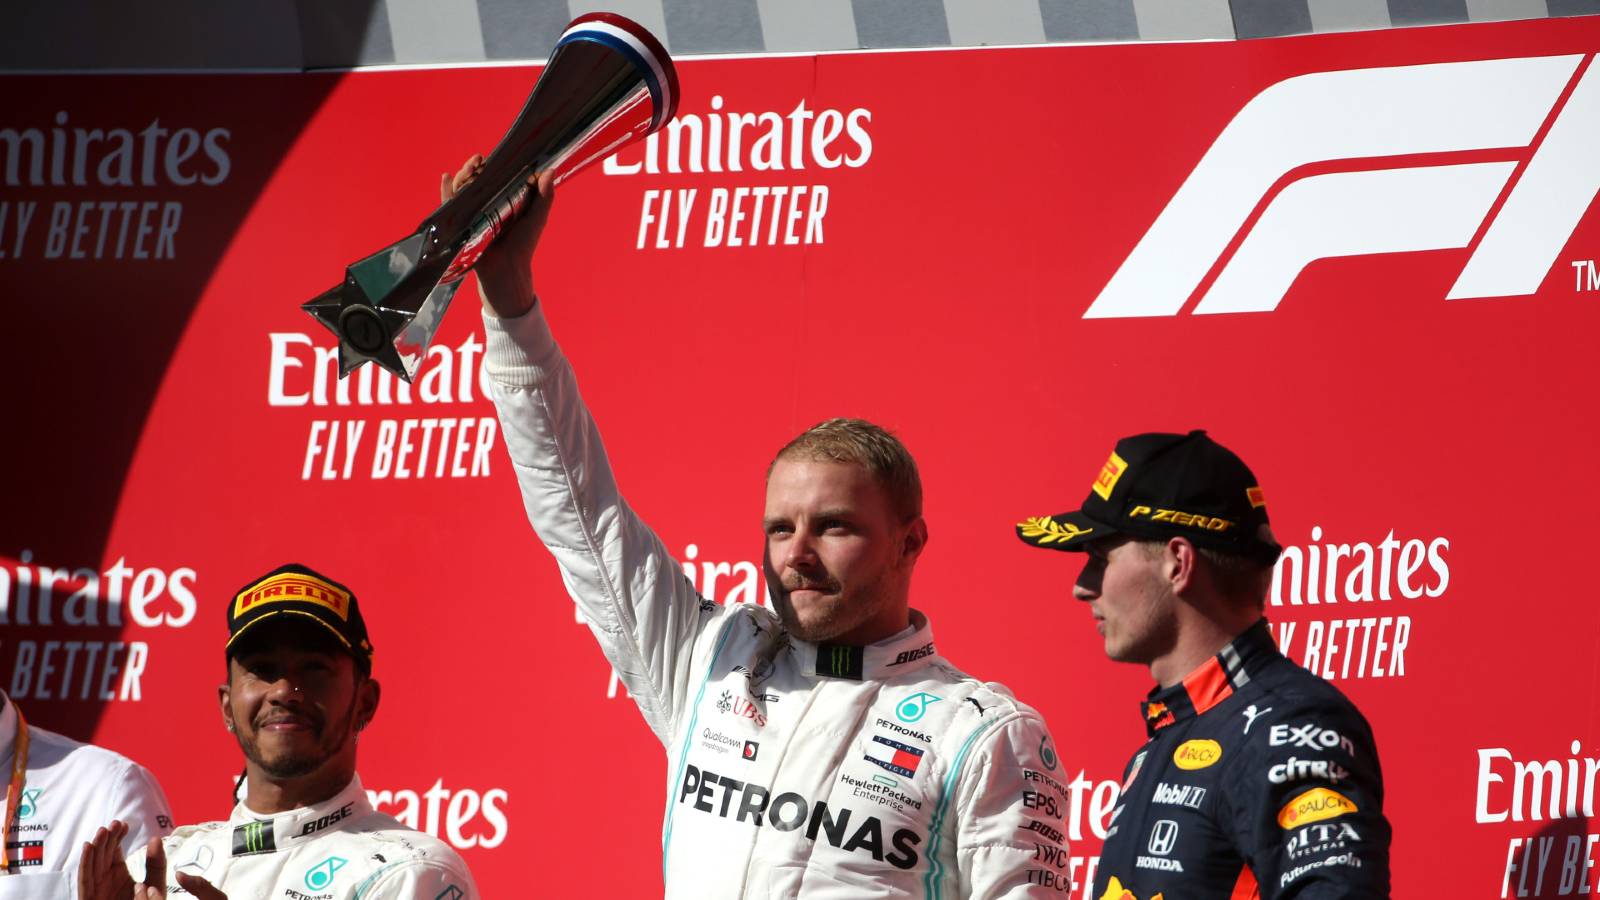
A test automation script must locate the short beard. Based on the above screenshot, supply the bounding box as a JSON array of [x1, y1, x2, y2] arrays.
[[773, 567, 892, 643], [235, 702, 357, 780]]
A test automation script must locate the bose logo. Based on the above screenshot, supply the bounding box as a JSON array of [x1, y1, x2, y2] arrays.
[[1087, 54, 1600, 317]]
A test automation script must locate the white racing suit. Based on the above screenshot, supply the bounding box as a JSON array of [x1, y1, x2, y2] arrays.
[[0, 695, 173, 900], [125, 777, 476, 899], [484, 306, 1070, 898]]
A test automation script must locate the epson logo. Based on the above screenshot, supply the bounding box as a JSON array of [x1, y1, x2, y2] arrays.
[[1087, 54, 1600, 318]]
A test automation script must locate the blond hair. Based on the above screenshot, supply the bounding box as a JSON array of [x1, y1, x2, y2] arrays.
[[769, 418, 923, 522]]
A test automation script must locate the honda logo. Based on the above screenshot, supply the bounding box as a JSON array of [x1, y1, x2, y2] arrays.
[[1148, 819, 1179, 856]]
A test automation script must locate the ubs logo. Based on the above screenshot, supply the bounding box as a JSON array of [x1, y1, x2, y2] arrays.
[[716, 689, 768, 727], [1147, 820, 1179, 857]]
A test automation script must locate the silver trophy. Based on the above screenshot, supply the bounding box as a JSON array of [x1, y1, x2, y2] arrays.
[[303, 13, 678, 381]]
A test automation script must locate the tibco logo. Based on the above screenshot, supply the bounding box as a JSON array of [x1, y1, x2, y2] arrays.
[[1087, 54, 1600, 318]]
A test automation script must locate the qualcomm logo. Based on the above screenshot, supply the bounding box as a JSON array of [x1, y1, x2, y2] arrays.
[[1086, 54, 1600, 317]]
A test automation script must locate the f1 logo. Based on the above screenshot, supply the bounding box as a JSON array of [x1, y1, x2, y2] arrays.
[[1147, 819, 1179, 856], [1087, 54, 1600, 317]]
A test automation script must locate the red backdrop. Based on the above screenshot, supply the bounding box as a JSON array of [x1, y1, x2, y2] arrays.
[[5, 16, 1600, 898]]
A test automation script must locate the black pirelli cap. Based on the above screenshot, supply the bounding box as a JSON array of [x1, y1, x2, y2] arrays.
[[1015, 430, 1282, 564], [225, 563, 374, 672]]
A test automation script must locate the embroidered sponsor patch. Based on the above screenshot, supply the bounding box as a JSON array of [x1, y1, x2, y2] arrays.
[[233, 572, 351, 621], [1172, 739, 1223, 770], [1277, 787, 1358, 829], [865, 735, 925, 778], [1093, 451, 1128, 500], [231, 820, 277, 856]]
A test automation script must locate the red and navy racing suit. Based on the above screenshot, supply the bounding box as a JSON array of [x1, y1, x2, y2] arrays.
[[1094, 620, 1391, 899]]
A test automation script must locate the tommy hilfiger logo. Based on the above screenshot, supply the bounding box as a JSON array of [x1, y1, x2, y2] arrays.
[[865, 736, 925, 778], [231, 820, 277, 856], [4, 840, 43, 869]]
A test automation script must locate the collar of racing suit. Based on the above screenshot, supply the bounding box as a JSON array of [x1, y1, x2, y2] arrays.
[[1140, 618, 1279, 737], [228, 776, 372, 856], [791, 608, 938, 681], [0, 693, 14, 762]]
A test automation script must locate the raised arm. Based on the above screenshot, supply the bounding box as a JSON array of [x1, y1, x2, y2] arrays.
[[451, 157, 724, 746]]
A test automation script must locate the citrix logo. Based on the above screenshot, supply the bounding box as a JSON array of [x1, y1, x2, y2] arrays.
[[1087, 54, 1600, 318]]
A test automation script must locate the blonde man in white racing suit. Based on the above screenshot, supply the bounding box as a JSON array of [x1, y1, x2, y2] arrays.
[[450, 158, 1071, 898], [76, 564, 477, 900]]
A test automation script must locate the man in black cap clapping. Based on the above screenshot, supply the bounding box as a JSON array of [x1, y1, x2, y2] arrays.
[[1017, 431, 1391, 900], [77, 564, 477, 900]]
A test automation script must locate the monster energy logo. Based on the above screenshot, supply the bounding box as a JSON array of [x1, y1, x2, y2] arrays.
[[818, 644, 863, 680], [230, 820, 277, 856]]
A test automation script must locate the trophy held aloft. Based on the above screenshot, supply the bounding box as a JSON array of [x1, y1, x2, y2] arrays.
[[303, 13, 679, 381]]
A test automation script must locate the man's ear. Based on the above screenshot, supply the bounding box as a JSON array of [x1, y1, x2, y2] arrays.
[[218, 680, 235, 733], [902, 518, 928, 563], [1166, 537, 1197, 594], [355, 677, 381, 732]]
